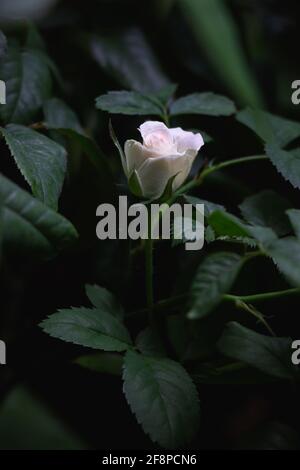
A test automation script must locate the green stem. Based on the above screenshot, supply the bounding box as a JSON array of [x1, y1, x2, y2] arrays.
[[224, 287, 300, 303], [233, 300, 276, 336], [145, 210, 154, 327], [162, 108, 170, 126], [171, 154, 268, 201], [130, 285, 300, 325], [201, 154, 268, 180]]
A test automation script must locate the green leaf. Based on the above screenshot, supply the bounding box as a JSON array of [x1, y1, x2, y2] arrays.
[[108, 119, 127, 175], [123, 350, 200, 448], [40, 307, 132, 352], [239, 190, 292, 236], [188, 251, 243, 319], [135, 327, 166, 357], [170, 92, 236, 116], [179, 0, 262, 106], [152, 84, 177, 106], [75, 352, 123, 376], [85, 284, 124, 320], [43, 98, 84, 134], [96, 91, 162, 116], [217, 321, 297, 380], [0, 44, 52, 124], [208, 210, 276, 247], [264, 237, 300, 286], [266, 144, 300, 190], [90, 28, 169, 93], [184, 195, 225, 217], [237, 108, 300, 147], [208, 210, 251, 238], [246, 225, 277, 245], [0, 173, 78, 258], [0, 124, 67, 210], [286, 209, 300, 240]]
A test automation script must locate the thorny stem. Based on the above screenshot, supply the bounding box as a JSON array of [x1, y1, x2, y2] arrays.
[[172, 154, 268, 200], [130, 287, 300, 328], [230, 300, 276, 336], [224, 287, 300, 304]]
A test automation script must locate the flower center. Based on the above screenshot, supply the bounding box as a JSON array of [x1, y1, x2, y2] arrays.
[[144, 131, 173, 153]]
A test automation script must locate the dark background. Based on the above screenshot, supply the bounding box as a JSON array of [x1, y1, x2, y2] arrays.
[[0, 0, 300, 450]]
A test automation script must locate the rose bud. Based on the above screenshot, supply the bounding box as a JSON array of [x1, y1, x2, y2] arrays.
[[124, 121, 204, 200]]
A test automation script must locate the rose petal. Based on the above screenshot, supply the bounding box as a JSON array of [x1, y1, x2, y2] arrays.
[[136, 153, 193, 199], [169, 127, 204, 153], [124, 140, 150, 175], [139, 121, 171, 144]]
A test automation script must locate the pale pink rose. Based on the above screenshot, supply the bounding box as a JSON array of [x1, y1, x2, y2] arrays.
[[124, 121, 204, 199]]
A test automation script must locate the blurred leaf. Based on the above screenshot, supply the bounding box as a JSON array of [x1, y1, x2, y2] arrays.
[[0, 124, 67, 210], [265, 237, 300, 286], [193, 362, 278, 384], [218, 321, 297, 380], [136, 327, 166, 357], [237, 108, 300, 147], [0, 0, 58, 22], [239, 190, 292, 236], [0, 386, 87, 450], [90, 28, 169, 93], [0, 30, 7, 58], [188, 251, 243, 319], [286, 209, 300, 240], [266, 144, 300, 190], [75, 352, 123, 376], [56, 129, 114, 194], [0, 173, 78, 258], [26, 24, 46, 50], [40, 307, 132, 352], [85, 284, 124, 320], [44, 110, 115, 197], [123, 350, 200, 448], [239, 421, 300, 450], [96, 91, 162, 116], [166, 314, 189, 359], [0, 44, 52, 124], [184, 195, 225, 217], [179, 0, 262, 106], [170, 92, 236, 116], [44, 98, 83, 134]]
